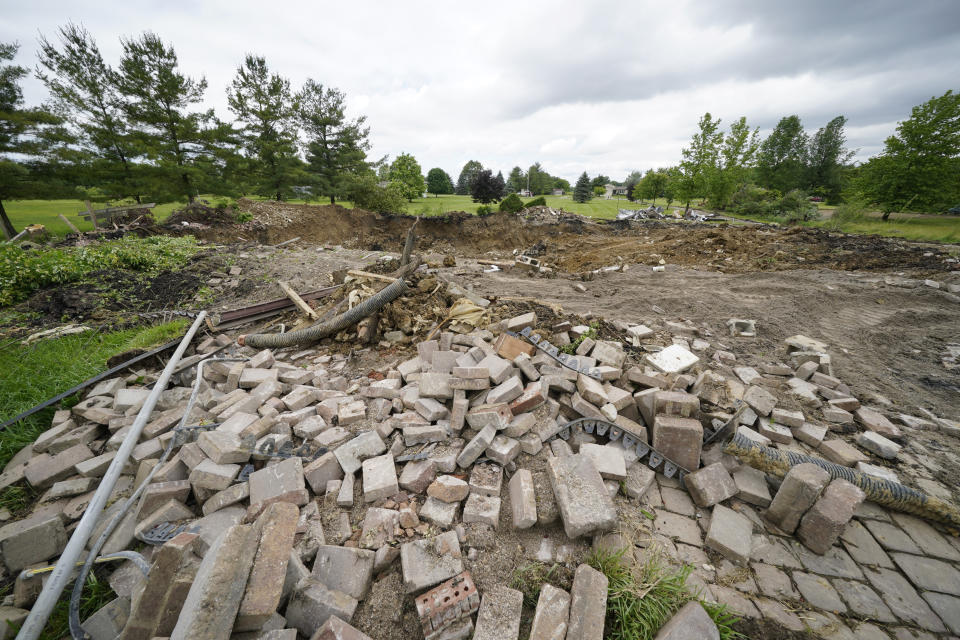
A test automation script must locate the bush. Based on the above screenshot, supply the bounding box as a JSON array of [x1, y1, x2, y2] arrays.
[[524, 196, 547, 208], [476, 205, 493, 216], [499, 193, 524, 213], [779, 189, 820, 222], [345, 174, 407, 214], [0, 236, 201, 307]]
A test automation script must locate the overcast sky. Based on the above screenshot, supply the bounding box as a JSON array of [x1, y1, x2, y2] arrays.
[[3, 0, 959, 183]]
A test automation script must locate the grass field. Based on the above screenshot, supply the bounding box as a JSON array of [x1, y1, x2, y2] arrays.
[[6, 193, 959, 243]]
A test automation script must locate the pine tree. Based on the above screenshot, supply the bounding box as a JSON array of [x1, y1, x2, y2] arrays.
[[297, 79, 370, 204], [37, 23, 143, 201], [227, 55, 302, 200], [115, 32, 217, 202], [506, 166, 525, 193], [455, 160, 483, 195], [573, 171, 592, 203]]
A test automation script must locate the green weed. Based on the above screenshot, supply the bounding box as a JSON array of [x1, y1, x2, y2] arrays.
[[587, 545, 743, 640], [0, 236, 201, 306], [509, 561, 574, 609], [561, 321, 599, 355]]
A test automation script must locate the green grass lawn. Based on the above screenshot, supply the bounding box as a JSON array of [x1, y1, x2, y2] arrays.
[[395, 194, 675, 219], [3, 198, 184, 237]]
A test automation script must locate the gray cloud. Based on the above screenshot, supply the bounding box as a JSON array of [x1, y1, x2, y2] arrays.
[[1, 0, 958, 182]]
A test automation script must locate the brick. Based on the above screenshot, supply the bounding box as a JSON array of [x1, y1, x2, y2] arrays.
[[415, 397, 449, 422], [285, 577, 359, 636], [249, 457, 308, 508], [472, 585, 523, 640], [487, 376, 524, 405], [732, 465, 771, 507], [798, 479, 865, 554], [529, 584, 570, 640], [419, 496, 459, 528], [656, 390, 700, 418], [771, 408, 804, 428], [0, 514, 68, 572], [428, 475, 469, 503], [189, 458, 241, 491], [857, 431, 901, 459], [765, 463, 830, 534], [449, 377, 490, 391], [217, 411, 259, 436], [201, 481, 249, 516], [504, 312, 536, 332], [645, 344, 699, 374], [684, 463, 737, 508], [311, 615, 373, 640], [24, 444, 93, 489], [793, 422, 827, 447], [567, 563, 608, 640], [819, 439, 869, 467], [239, 367, 278, 389], [509, 469, 537, 529], [362, 454, 398, 502], [170, 524, 257, 640], [282, 385, 318, 411], [335, 431, 386, 474], [485, 435, 521, 465], [652, 415, 702, 472], [337, 400, 366, 426], [579, 443, 627, 481], [456, 425, 496, 468], [463, 493, 501, 528], [197, 430, 250, 464], [399, 460, 437, 494], [477, 355, 513, 384], [590, 340, 626, 369], [469, 462, 502, 497], [705, 504, 753, 566], [758, 421, 793, 444], [304, 451, 345, 493], [235, 502, 299, 631], [311, 545, 376, 600], [400, 531, 464, 593], [451, 366, 488, 379], [420, 373, 454, 399], [494, 333, 535, 360], [547, 454, 617, 538], [653, 601, 719, 640], [743, 385, 777, 416], [134, 499, 194, 538], [465, 403, 513, 430], [138, 480, 191, 518], [403, 424, 447, 446]]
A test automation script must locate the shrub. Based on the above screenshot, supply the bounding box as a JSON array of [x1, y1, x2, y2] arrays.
[[0, 236, 201, 307], [779, 189, 820, 222], [476, 205, 493, 216], [499, 193, 524, 213], [345, 174, 407, 214], [235, 211, 253, 223], [524, 196, 547, 208]]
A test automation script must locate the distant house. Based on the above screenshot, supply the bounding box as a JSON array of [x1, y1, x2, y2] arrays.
[[604, 184, 627, 199], [518, 189, 533, 198], [552, 188, 564, 196]]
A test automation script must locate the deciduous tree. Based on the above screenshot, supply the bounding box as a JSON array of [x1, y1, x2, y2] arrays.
[[389, 152, 425, 201], [677, 112, 722, 210], [856, 90, 960, 216], [506, 166, 525, 193], [470, 169, 500, 203], [425, 167, 453, 195], [756, 115, 807, 194]]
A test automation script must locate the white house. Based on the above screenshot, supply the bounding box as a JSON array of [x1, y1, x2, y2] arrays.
[[604, 184, 628, 199]]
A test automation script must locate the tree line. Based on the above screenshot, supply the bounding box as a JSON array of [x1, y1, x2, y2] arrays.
[[1, 25, 956, 236]]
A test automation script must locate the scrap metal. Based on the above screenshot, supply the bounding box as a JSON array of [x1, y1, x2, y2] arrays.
[[509, 326, 603, 380]]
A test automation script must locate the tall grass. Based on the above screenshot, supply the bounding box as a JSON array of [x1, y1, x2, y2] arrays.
[[0, 319, 188, 471]]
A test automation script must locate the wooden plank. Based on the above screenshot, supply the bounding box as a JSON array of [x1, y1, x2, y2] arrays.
[[85, 200, 97, 230], [347, 269, 397, 284], [58, 214, 81, 234], [278, 281, 320, 320]]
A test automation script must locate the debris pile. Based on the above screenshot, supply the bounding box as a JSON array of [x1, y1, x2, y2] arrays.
[[2, 296, 959, 638]]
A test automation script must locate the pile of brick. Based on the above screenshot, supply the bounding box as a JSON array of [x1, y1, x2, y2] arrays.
[[0, 306, 955, 639]]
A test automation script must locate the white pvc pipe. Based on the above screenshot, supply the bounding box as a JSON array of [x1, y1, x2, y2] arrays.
[[17, 311, 207, 640]]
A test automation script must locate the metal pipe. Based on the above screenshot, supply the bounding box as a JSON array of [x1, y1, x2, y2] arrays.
[[16, 311, 207, 640], [67, 356, 245, 638]]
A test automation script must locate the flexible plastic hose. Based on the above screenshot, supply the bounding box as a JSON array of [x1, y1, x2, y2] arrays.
[[239, 272, 410, 349], [724, 430, 960, 528]]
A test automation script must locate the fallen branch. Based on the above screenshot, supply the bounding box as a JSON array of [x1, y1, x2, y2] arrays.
[[401, 217, 419, 266]]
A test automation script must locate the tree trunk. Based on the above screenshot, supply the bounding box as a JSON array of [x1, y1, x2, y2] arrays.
[[0, 199, 16, 239], [882, 211, 891, 221], [330, 195, 335, 205]]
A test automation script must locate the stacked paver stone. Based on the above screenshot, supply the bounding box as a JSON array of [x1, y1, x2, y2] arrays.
[[1, 310, 959, 639]]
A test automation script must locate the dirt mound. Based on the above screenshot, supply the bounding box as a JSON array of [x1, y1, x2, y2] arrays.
[[235, 200, 957, 276]]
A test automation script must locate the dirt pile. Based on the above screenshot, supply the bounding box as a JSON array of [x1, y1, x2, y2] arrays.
[[233, 200, 958, 276]]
